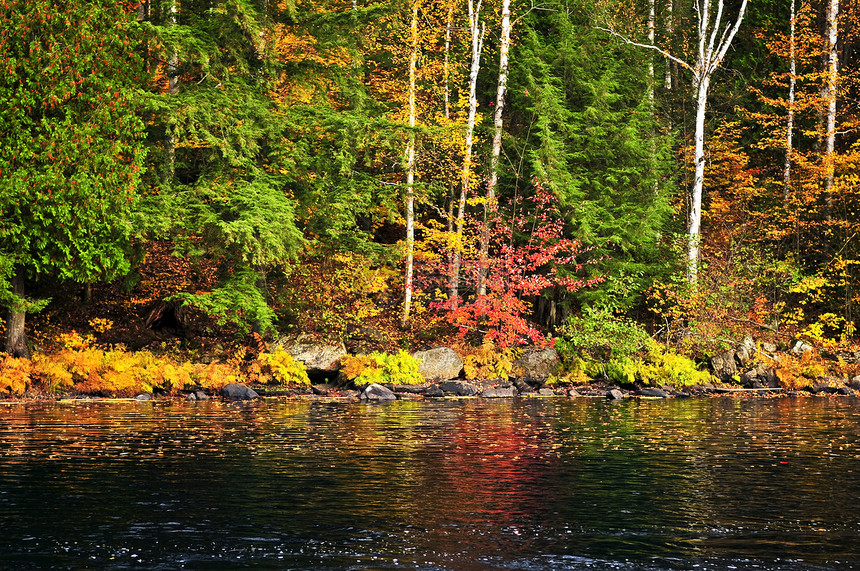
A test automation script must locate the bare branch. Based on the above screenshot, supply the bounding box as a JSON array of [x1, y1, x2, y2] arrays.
[[595, 26, 695, 75]]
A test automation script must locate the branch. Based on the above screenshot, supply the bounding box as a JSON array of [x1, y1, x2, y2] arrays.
[[595, 27, 695, 75]]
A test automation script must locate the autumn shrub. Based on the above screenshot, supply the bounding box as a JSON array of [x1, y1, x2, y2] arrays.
[[556, 305, 651, 365], [0, 355, 32, 395], [340, 351, 423, 387], [258, 349, 311, 386], [461, 342, 521, 381], [191, 362, 244, 390], [635, 340, 712, 387], [775, 351, 829, 389]]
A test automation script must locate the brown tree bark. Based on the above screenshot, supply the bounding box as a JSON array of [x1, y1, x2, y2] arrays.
[[5, 271, 30, 359]]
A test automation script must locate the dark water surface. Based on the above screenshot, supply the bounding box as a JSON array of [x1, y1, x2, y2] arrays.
[[1, 397, 859, 570]]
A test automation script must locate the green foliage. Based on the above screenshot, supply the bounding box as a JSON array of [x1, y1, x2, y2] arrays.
[[635, 341, 713, 387], [0, 0, 146, 299], [556, 305, 651, 364], [258, 349, 311, 386], [340, 350, 424, 387]]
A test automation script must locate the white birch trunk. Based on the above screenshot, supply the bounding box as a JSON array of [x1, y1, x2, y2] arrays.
[[647, 0, 655, 102], [823, 0, 838, 202], [166, 0, 179, 184], [687, 75, 710, 282], [450, 0, 484, 309], [664, 0, 673, 90], [478, 0, 511, 297], [783, 0, 796, 198], [402, 2, 419, 325]]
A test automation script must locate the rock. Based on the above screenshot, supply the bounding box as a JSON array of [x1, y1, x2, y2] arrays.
[[481, 386, 516, 398], [790, 340, 814, 356], [761, 342, 778, 354], [423, 384, 445, 397], [438, 380, 479, 396], [512, 378, 532, 393], [186, 390, 210, 401], [312, 383, 336, 396], [567, 389, 582, 398], [606, 388, 625, 400], [271, 334, 346, 375], [850, 376, 860, 390], [221, 383, 259, 400], [392, 384, 430, 394], [673, 391, 691, 398], [636, 387, 668, 398], [538, 388, 554, 396], [711, 350, 737, 381], [837, 386, 855, 396], [736, 335, 756, 366], [361, 383, 396, 401], [413, 347, 463, 382], [134, 393, 153, 401], [513, 348, 561, 383]]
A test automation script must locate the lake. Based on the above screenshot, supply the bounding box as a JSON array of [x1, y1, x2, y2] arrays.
[[0, 396, 858, 570]]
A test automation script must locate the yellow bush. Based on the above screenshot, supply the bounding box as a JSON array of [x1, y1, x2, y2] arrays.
[[192, 362, 243, 390], [31, 354, 74, 392], [462, 342, 521, 381], [0, 355, 32, 395], [776, 351, 827, 389], [258, 349, 311, 385]]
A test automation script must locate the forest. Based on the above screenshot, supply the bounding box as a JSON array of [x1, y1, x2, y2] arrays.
[[1, 0, 859, 395]]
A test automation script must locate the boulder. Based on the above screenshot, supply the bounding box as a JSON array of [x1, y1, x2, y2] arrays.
[[735, 335, 756, 367], [538, 388, 555, 396], [438, 380, 479, 396], [790, 340, 814, 356], [513, 348, 561, 382], [850, 375, 860, 390], [423, 384, 445, 397], [710, 350, 737, 381], [221, 383, 259, 400], [134, 393, 153, 401], [271, 334, 346, 375], [567, 389, 582, 398], [481, 386, 516, 398], [186, 390, 210, 401], [606, 388, 625, 400], [361, 383, 396, 401], [636, 387, 668, 398], [413, 347, 463, 382]]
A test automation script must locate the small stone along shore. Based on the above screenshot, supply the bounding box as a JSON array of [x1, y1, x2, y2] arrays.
[[201, 375, 859, 403]]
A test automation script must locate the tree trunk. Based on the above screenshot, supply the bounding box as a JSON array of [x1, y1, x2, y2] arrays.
[[478, 0, 511, 297], [664, 0, 673, 90], [687, 75, 710, 283], [450, 0, 484, 310], [823, 0, 838, 204], [165, 0, 179, 184], [402, 1, 419, 326], [5, 271, 30, 359], [784, 0, 796, 198]]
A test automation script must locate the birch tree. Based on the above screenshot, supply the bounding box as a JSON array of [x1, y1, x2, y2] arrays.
[[599, 0, 749, 283], [784, 0, 797, 197], [478, 0, 512, 296], [822, 0, 838, 202], [450, 0, 485, 308], [402, 0, 419, 325]]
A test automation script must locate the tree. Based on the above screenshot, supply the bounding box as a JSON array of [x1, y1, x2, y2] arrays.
[[0, 0, 147, 356], [599, 0, 749, 282]]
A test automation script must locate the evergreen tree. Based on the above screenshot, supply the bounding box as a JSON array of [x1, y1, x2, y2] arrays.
[[0, 0, 147, 356]]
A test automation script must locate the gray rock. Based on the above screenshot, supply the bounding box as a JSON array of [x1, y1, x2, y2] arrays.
[[761, 342, 778, 354], [850, 376, 860, 390], [221, 383, 259, 400], [636, 387, 668, 398], [271, 334, 346, 374], [438, 380, 479, 396], [186, 390, 210, 401], [790, 340, 814, 356], [538, 388, 555, 396], [134, 393, 153, 401], [413, 347, 463, 382], [567, 389, 582, 398], [423, 384, 445, 397], [481, 386, 516, 398], [711, 350, 737, 381], [735, 335, 756, 366], [837, 386, 855, 396], [361, 383, 396, 401], [513, 348, 561, 382], [606, 388, 625, 400]]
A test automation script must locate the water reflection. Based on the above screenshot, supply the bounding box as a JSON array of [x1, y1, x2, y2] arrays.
[[0, 397, 859, 569]]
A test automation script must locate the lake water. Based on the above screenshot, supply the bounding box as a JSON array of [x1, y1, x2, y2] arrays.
[[0, 396, 859, 570]]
